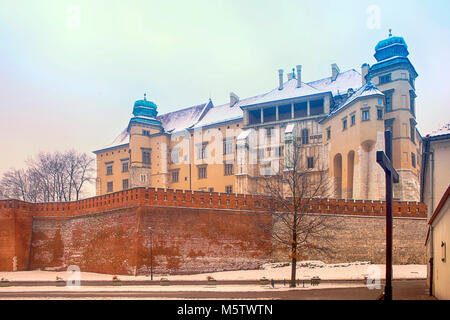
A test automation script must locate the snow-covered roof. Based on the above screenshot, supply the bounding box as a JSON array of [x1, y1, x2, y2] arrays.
[[93, 128, 130, 153], [307, 69, 362, 97], [240, 69, 361, 108], [427, 123, 450, 138], [193, 94, 266, 128], [157, 101, 211, 133], [241, 79, 324, 107], [325, 81, 384, 120], [93, 70, 369, 153]]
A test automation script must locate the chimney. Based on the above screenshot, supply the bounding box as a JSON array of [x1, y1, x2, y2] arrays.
[[296, 65, 302, 87], [331, 63, 340, 81], [230, 92, 239, 107], [347, 88, 354, 97], [278, 69, 284, 90], [361, 63, 370, 86]]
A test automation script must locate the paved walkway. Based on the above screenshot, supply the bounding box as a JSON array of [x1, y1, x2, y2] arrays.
[[0, 280, 435, 300]]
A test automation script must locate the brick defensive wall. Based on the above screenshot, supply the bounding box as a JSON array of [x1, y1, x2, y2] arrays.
[[0, 187, 427, 275]]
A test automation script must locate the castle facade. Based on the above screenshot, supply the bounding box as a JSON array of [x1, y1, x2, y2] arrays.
[[94, 34, 421, 201]]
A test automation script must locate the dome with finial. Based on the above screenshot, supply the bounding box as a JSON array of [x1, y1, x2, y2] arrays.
[[132, 93, 158, 118], [128, 93, 163, 130], [374, 30, 409, 62]]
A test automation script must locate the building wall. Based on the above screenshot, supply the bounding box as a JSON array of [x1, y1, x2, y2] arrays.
[[375, 68, 421, 201], [423, 139, 450, 217], [95, 145, 130, 195], [0, 188, 427, 274], [431, 199, 450, 299], [186, 122, 242, 194], [423, 137, 450, 299], [323, 96, 386, 200]]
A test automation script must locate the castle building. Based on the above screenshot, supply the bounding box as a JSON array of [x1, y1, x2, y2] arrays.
[[93, 34, 421, 201]]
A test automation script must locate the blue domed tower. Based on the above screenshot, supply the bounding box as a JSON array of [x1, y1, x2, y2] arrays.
[[128, 93, 163, 131], [127, 93, 165, 190], [364, 32, 420, 201]]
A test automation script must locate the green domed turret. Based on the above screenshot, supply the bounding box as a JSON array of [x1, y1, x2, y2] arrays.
[[128, 93, 163, 130], [374, 32, 409, 62], [132, 93, 158, 118]]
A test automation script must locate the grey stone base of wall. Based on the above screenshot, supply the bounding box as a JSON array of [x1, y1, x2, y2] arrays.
[[272, 214, 427, 265]]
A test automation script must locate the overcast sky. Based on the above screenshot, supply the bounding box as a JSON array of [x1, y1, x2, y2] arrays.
[[0, 0, 449, 178]]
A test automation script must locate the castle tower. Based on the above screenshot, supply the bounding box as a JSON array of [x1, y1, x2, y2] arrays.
[[127, 94, 165, 188], [366, 33, 420, 201]]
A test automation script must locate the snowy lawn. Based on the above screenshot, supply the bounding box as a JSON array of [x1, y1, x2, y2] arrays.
[[0, 261, 426, 282]]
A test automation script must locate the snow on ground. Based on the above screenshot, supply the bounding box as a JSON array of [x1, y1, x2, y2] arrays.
[[0, 261, 426, 282]]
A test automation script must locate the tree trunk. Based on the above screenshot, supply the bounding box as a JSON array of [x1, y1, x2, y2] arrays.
[[290, 238, 297, 287], [291, 209, 298, 287]]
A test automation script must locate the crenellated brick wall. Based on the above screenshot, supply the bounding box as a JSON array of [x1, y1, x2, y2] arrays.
[[0, 187, 427, 218], [0, 187, 427, 274]]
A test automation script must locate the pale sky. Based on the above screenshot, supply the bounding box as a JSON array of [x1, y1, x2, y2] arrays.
[[1, 0, 449, 179]]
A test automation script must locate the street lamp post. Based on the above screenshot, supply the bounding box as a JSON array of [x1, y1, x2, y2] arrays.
[[148, 227, 153, 281]]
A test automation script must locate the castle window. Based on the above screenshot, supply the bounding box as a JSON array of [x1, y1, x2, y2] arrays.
[[411, 152, 416, 168], [225, 185, 233, 194], [142, 149, 151, 165], [208, 187, 214, 193], [410, 90, 416, 116], [171, 170, 179, 183], [122, 179, 129, 190], [351, 114, 356, 126], [197, 143, 207, 159], [198, 166, 207, 179], [326, 127, 331, 140], [248, 109, 261, 125], [379, 73, 391, 85], [142, 130, 150, 136], [107, 182, 113, 193], [342, 119, 348, 131], [259, 147, 265, 160], [223, 139, 233, 155], [377, 108, 383, 120], [224, 164, 234, 176], [294, 102, 307, 118], [310, 99, 324, 115], [278, 104, 292, 120], [307, 157, 314, 169], [106, 164, 113, 176], [384, 90, 393, 112], [362, 110, 370, 121], [140, 174, 147, 183], [301, 128, 309, 145], [121, 160, 129, 173], [170, 148, 180, 164], [410, 119, 416, 144], [263, 107, 276, 123]]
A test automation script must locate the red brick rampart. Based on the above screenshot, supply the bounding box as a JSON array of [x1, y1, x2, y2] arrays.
[[0, 187, 427, 218], [0, 187, 427, 274]]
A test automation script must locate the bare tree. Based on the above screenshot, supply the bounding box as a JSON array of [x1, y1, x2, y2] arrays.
[[65, 150, 95, 201], [258, 137, 338, 287], [0, 169, 30, 201], [0, 150, 95, 202]]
